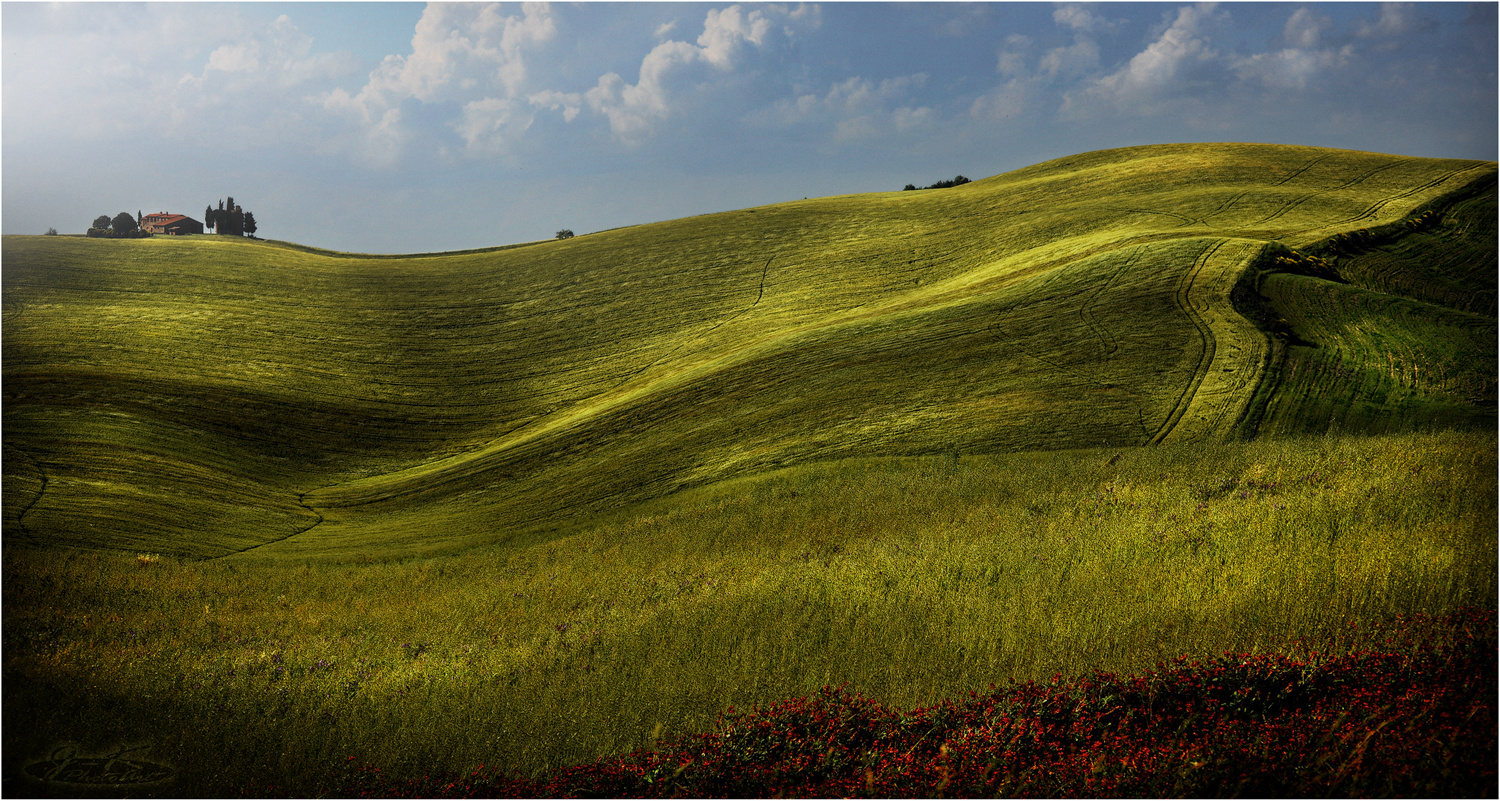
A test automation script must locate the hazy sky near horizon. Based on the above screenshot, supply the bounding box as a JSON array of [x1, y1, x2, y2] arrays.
[[4, 2, 1495, 253]]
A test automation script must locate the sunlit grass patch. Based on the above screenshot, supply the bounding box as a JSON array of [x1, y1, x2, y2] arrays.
[[4, 430, 1493, 796]]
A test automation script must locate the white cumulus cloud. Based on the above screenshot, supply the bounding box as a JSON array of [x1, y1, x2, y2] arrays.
[[581, 4, 815, 144], [324, 2, 557, 163], [1064, 3, 1225, 116], [1282, 7, 1330, 49], [585, 39, 701, 142], [1052, 4, 1110, 33], [969, 77, 1028, 121]]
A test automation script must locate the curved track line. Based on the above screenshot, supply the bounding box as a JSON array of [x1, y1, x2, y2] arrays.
[[1284, 164, 1495, 245], [1077, 246, 1138, 358], [1186, 191, 1250, 227], [1150, 239, 1272, 444], [987, 318, 1118, 390], [1256, 160, 1417, 227], [615, 256, 774, 388], [1273, 153, 1332, 186], [1340, 164, 1490, 226], [1149, 240, 1224, 444], [1254, 192, 1320, 226], [1333, 159, 1414, 190], [213, 492, 326, 560], [1109, 207, 1197, 225], [5, 445, 49, 539]]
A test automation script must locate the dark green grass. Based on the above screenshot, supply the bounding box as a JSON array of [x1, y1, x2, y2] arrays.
[[1232, 172, 1498, 437], [1254, 274, 1495, 435], [1323, 171, 1498, 315]]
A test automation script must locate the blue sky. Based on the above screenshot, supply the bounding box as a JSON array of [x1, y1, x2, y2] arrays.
[[3, 2, 1495, 254]]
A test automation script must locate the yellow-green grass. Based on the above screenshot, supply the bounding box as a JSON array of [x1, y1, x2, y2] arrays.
[[3, 142, 1496, 792], [4, 431, 1493, 796], [3, 142, 1493, 558]]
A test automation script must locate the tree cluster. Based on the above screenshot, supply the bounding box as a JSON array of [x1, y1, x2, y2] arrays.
[[205, 196, 258, 237], [903, 175, 971, 191], [86, 212, 151, 238]]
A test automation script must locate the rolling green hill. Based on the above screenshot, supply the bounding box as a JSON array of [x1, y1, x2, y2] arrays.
[[5, 142, 1496, 796], [3, 142, 1494, 560]]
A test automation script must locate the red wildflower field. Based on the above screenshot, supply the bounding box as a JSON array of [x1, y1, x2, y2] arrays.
[[329, 607, 1496, 798]]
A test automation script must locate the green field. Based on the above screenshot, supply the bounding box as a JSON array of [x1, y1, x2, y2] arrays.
[[3, 142, 1495, 795], [4, 142, 1493, 558]]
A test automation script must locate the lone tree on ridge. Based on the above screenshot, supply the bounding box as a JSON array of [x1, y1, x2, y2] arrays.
[[111, 212, 139, 234]]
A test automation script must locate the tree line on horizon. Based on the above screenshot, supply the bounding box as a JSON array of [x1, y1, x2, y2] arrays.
[[85, 212, 153, 238], [904, 175, 971, 191], [83, 197, 257, 238], [205, 196, 257, 237]]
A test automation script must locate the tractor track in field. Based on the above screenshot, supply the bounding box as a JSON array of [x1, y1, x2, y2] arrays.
[[601, 256, 775, 394], [987, 319, 1120, 391], [211, 491, 326, 560], [1336, 164, 1492, 227], [204, 495, 327, 560], [1279, 164, 1495, 245], [1109, 207, 1197, 225], [1078, 246, 1137, 358], [1184, 191, 1250, 227], [1149, 238, 1272, 445], [1258, 160, 1416, 229], [5, 444, 49, 541], [1149, 240, 1225, 444], [1273, 153, 1333, 186]]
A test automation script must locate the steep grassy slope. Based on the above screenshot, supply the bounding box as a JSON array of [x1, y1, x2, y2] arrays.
[[1237, 172, 1498, 436], [3, 142, 1493, 558]]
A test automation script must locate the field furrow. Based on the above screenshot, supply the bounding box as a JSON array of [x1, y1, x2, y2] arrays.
[[1272, 152, 1333, 186], [1153, 239, 1272, 444], [1148, 240, 1223, 443]]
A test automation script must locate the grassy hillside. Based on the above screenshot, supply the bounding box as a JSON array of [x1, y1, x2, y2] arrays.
[[4, 142, 1493, 559], [4, 142, 1496, 796], [5, 431, 1494, 795]]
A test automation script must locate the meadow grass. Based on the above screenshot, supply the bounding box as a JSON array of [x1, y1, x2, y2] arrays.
[[5, 430, 1493, 796], [4, 143, 1495, 794], [340, 608, 1496, 797], [5, 144, 1494, 558]]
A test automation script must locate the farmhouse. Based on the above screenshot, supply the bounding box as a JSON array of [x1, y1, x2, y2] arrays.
[[140, 212, 204, 236]]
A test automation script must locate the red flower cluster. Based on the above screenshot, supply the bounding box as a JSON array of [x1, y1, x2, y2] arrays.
[[330, 608, 1495, 798]]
